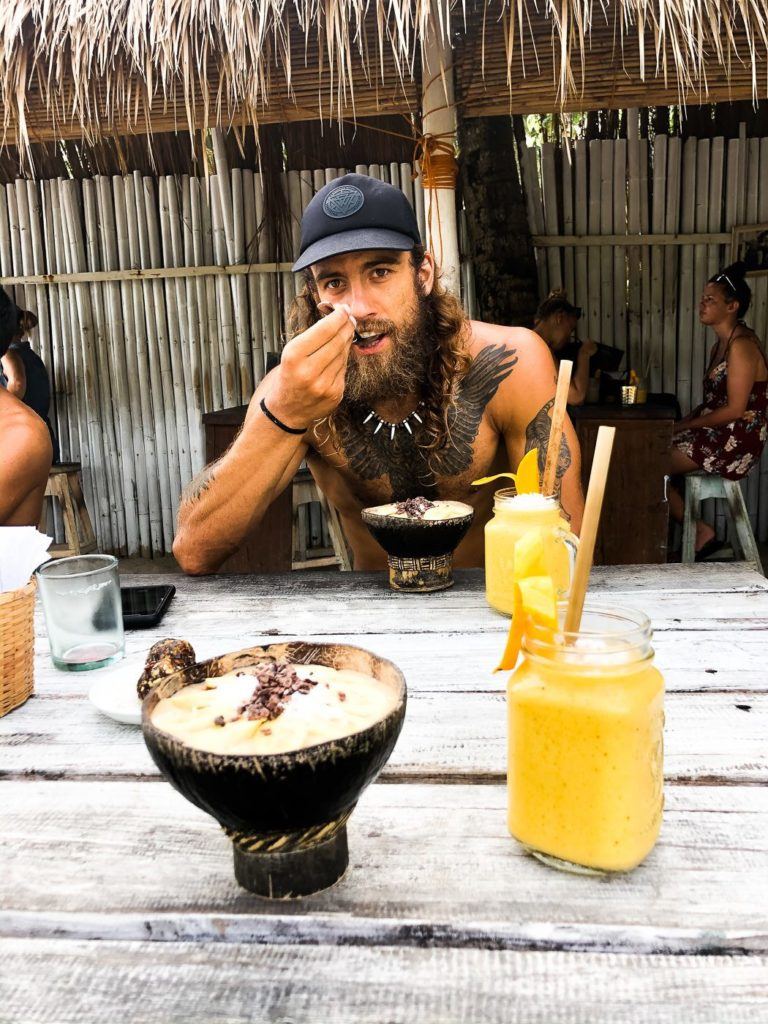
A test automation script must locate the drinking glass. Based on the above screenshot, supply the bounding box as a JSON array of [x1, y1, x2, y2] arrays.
[[36, 554, 125, 671]]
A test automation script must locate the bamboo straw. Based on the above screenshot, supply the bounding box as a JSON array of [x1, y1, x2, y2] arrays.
[[541, 359, 573, 497], [564, 425, 616, 634]]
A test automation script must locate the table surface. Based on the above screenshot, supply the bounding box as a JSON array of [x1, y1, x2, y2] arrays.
[[2, 564, 767, 1023]]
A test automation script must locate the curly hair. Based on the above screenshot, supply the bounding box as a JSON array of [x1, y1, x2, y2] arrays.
[[287, 246, 471, 464]]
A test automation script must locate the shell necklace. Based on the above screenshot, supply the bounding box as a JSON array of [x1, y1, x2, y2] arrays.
[[363, 402, 425, 441]]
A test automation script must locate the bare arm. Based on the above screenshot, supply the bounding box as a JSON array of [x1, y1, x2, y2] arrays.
[[173, 306, 355, 574], [674, 338, 760, 431], [494, 330, 584, 533], [1, 350, 26, 399], [567, 340, 597, 406], [0, 395, 52, 526]]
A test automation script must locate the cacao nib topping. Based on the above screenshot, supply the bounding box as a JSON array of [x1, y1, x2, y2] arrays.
[[395, 496, 435, 519], [233, 661, 319, 723]]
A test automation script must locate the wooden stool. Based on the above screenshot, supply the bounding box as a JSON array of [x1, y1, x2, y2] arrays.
[[292, 468, 352, 571], [682, 471, 762, 573], [40, 463, 97, 558]]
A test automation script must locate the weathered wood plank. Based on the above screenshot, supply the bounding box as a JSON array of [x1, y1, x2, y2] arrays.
[[1, 782, 766, 948], [1, 940, 766, 1024], [2, 691, 765, 783]]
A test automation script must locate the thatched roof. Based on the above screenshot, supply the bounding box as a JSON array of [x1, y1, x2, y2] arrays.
[[2, 0, 767, 158]]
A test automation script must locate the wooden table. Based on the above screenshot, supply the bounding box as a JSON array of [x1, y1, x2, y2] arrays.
[[2, 565, 767, 1022]]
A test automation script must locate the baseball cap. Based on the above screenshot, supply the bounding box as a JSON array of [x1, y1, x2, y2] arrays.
[[535, 290, 582, 321], [292, 173, 422, 273]]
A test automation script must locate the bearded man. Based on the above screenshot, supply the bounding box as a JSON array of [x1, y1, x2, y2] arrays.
[[173, 174, 583, 574]]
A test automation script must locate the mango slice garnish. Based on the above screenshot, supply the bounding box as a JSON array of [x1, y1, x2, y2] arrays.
[[493, 526, 558, 673], [472, 447, 540, 493]]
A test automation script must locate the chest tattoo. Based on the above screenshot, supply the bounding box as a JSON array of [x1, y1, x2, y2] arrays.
[[336, 344, 519, 500]]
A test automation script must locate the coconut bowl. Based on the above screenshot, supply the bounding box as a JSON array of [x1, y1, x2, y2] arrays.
[[361, 501, 474, 592], [142, 640, 406, 899]]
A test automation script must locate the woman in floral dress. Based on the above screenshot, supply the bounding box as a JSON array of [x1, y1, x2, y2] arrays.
[[669, 262, 768, 558]]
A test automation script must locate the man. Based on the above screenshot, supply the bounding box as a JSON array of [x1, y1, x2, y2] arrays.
[[174, 174, 583, 574], [0, 288, 52, 526], [1, 309, 60, 463], [533, 290, 598, 406]]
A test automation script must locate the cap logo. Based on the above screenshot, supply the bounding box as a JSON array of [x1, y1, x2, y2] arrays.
[[323, 184, 365, 220]]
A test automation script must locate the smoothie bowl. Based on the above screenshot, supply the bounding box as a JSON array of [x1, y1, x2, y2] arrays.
[[361, 497, 474, 592], [141, 640, 406, 898]]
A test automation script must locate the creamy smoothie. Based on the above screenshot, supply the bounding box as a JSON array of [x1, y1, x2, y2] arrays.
[[507, 615, 665, 872], [366, 497, 472, 521], [151, 661, 399, 755], [485, 490, 576, 612]]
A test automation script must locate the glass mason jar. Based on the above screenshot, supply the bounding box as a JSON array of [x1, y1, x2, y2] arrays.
[[507, 605, 665, 874], [36, 554, 125, 671], [485, 490, 578, 614]]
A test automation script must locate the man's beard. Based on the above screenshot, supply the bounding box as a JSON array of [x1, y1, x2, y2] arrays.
[[342, 291, 432, 406]]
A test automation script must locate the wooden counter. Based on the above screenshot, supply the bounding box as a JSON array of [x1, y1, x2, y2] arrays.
[[572, 397, 676, 565]]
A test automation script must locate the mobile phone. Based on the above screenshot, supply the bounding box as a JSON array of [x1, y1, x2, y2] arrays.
[[120, 584, 176, 629]]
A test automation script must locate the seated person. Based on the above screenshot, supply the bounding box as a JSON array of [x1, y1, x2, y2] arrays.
[[173, 174, 584, 574], [0, 289, 52, 526], [669, 262, 768, 558], [533, 290, 598, 405], [1, 309, 60, 463]]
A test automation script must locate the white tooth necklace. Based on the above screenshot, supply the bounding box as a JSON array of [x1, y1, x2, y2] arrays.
[[363, 402, 425, 441]]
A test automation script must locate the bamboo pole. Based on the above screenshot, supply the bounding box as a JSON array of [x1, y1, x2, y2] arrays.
[[209, 174, 238, 407], [62, 180, 114, 552], [48, 179, 80, 465], [6, 184, 25, 309], [134, 174, 173, 551], [113, 174, 151, 555], [230, 167, 254, 400], [165, 175, 204, 471], [157, 176, 194, 483], [95, 174, 141, 556], [142, 175, 183, 522], [40, 179, 71, 463], [254, 171, 279, 359], [124, 173, 164, 552], [0, 262, 293, 286], [189, 175, 213, 410], [200, 175, 224, 410], [181, 173, 207, 429], [242, 168, 264, 382], [81, 179, 125, 554]]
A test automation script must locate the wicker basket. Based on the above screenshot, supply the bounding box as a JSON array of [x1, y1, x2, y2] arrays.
[[0, 579, 36, 717]]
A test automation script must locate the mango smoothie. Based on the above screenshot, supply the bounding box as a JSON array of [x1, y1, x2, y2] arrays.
[[485, 491, 577, 614], [507, 606, 664, 873]]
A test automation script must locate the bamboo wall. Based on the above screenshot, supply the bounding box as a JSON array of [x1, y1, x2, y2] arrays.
[[521, 129, 768, 542], [2, 146, 430, 557]]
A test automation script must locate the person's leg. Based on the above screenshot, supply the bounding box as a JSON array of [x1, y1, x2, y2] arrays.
[[667, 448, 715, 551]]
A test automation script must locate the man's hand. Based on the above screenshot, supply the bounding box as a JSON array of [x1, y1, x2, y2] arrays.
[[579, 339, 598, 360], [265, 305, 356, 427]]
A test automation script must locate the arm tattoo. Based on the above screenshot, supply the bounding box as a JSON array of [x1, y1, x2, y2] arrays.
[[180, 463, 218, 508], [336, 343, 519, 500], [525, 398, 572, 493]]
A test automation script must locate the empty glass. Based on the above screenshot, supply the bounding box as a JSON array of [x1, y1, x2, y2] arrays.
[[36, 554, 124, 671]]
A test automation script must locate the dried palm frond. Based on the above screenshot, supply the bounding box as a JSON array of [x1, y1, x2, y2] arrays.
[[0, 0, 766, 167]]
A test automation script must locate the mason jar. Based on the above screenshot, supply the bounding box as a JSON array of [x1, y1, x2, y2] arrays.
[[507, 604, 664, 873]]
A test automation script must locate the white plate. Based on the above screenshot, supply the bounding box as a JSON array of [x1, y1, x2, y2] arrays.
[[88, 658, 144, 726]]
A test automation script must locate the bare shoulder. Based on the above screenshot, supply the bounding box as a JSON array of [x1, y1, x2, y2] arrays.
[[2, 399, 52, 473], [466, 320, 557, 425]]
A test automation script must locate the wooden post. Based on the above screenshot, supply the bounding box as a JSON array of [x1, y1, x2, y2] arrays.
[[420, 1, 460, 295]]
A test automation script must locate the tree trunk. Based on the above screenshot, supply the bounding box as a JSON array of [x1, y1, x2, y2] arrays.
[[457, 115, 539, 326]]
